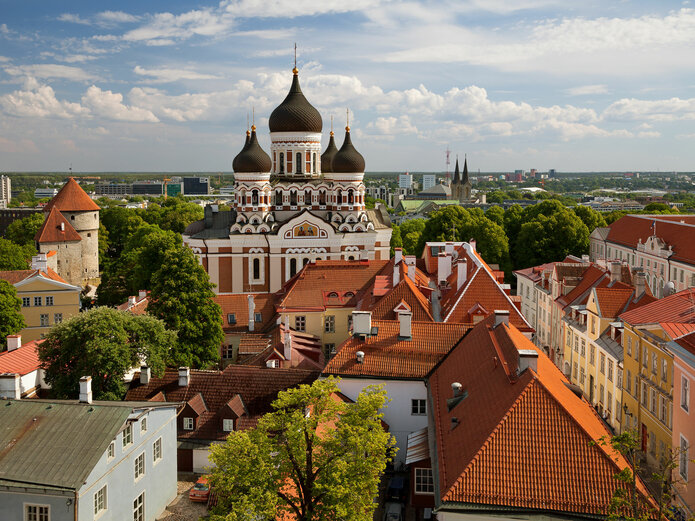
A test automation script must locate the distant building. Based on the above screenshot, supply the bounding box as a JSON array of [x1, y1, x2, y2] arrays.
[[0, 174, 10, 208], [0, 207, 42, 236], [183, 177, 210, 195], [451, 156, 473, 203], [421, 174, 435, 191], [398, 172, 413, 190], [94, 183, 130, 196], [506, 172, 523, 182], [417, 183, 451, 200], [548, 168, 557, 178], [33, 188, 59, 199], [131, 182, 164, 196]]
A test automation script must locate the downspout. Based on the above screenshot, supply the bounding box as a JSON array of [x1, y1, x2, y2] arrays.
[[74, 490, 78, 521]]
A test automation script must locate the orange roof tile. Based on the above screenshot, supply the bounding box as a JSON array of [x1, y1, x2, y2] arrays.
[[35, 207, 82, 243], [621, 288, 695, 326], [116, 295, 150, 315], [214, 293, 277, 333], [673, 332, 695, 357], [362, 274, 434, 322], [0, 339, 44, 376], [43, 178, 100, 213], [323, 320, 469, 380], [660, 322, 695, 340], [594, 287, 634, 317], [0, 268, 68, 286], [556, 265, 608, 309]]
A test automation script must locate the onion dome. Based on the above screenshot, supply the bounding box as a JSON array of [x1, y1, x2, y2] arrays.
[[321, 131, 338, 173], [268, 69, 322, 133], [232, 126, 271, 173], [331, 126, 365, 173]]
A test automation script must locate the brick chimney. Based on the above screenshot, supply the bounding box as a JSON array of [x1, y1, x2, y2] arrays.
[[140, 365, 150, 385], [31, 253, 48, 272], [0, 373, 20, 399], [79, 376, 92, 404], [128, 296, 137, 306], [6, 335, 21, 352], [398, 310, 412, 339], [248, 294, 255, 332], [178, 367, 190, 387], [610, 261, 622, 283], [633, 269, 646, 297]]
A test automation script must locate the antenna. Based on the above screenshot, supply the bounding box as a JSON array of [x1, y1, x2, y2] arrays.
[[294, 43, 297, 69], [246, 112, 249, 131], [346, 108, 349, 129], [445, 147, 451, 182], [331, 115, 333, 133]]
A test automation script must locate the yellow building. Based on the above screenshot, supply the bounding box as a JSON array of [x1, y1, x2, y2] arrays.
[[0, 265, 81, 342]]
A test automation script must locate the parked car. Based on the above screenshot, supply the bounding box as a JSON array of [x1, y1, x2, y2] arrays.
[[189, 476, 210, 503]]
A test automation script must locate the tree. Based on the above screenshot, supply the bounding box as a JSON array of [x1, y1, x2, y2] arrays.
[[100, 206, 147, 259], [0, 280, 26, 350], [147, 245, 224, 368], [0, 238, 35, 270], [389, 224, 402, 257], [139, 197, 204, 233], [573, 205, 607, 233], [208, 378, 395, 521], [4, 213, 44, 246], [643, 202, 675, 213], [485, 205, 505, 228], [399, 218, 426, 256], [38, 307, 175, 400]]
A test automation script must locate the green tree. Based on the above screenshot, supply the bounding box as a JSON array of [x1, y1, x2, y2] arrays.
[[399, 218, 426, 256], [147, 245, 224, 368], [503, 204, 524, 240], [389, 224, 402, 257], [573, 205, 607, 233], [100, 207, 147, 259], [0, 238, 35, 270], [4, 213, 44, 246], [0, 280, 27, 350], [485, 205, 505, 227], [139, 198, 204, 233], [643, 202, 674, 213], [38, 307, 175, 400], [208, 378, 395, 521]]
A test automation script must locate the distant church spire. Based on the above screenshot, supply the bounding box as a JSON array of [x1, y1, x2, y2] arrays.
[[461, 154, 469, 185], [453, 155, 460, 184]]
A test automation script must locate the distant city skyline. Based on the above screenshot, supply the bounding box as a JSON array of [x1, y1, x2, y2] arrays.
[[1, 1, 695, 172]]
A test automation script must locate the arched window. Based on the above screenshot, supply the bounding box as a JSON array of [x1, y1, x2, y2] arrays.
[[251, 190, 259, 205], [279, 152, 284, 173], [348, 255, 354, 261], [305, 189, 312, 205], [337, 189, 343, 206], [290, 190, 297, 206], [275, 190, 283, 206], [348, 189, 354, 204], [296, 152, 302, 174], [253, 258, 260, 280], [239, 190, 246, 205], [313, 153, 317, 173], [290, 258, 297, 278]]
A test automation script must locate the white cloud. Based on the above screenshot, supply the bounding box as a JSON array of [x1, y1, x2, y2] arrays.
[[122, 9, 233, 44], [603, 96, 695, 122], [81, 85, 159, 122], [0, 80, 88, 119], [0, 56, 10, 62], [133, 66, 220, 83], [368, 115, 418, 135], [96, 11, 141, 24], [58, 13, 90, 25], [4, 64, 97, 81], [221, 0, 382, 18], [566, 84, 608, 96]]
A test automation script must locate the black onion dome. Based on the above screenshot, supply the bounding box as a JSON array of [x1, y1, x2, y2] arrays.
[[321, 132, 338, 173], [331, 128, 365, 173], [269, 72, 322, 133], [232, 128, 271, 173]]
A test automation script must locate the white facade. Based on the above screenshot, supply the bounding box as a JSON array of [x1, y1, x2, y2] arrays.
[[399, 173, 413, 189], [0, 175, 10, 208], [422, 175, 436, 191]]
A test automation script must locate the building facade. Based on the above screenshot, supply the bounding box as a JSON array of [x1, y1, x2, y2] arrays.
[[0, 174, 10, 208]]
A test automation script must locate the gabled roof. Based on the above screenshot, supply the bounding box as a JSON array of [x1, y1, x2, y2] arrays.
[[116, 294, 150, 315], [556, 265, 608, 309], [361, 269, 434, 322], [34, 207, 82, 243], [429, 315, 655, 517], [0, 339, 44, 376], [43, 178, 100, 213], [214, 293, 277, 333], [0, 268, 69, 286], [322, 320, 469, 380], [620, 287, 695, 326], [125, 365, 319, 440]]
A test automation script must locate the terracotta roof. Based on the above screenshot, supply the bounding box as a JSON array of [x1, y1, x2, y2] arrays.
[[125, 365, 319, 440], [660, 322, 695, 340], [0, 340, 44, 376], [238, 333, 272, 355], [604, 214, 695, 266], [594, 287, 636, 317], [116, 295, 149, 315], [621, 288, 695, 326], [35, 207, 82, 243], [323, 320, 469, 380], [556, 265, 608, 309], [277, 260, 388, 311], [429, 315, 655, 516], [214, 293, 277, 333], [0, 268, 68, 286], [361, 270, 434, 322], [673, 332, 695, 357], [42, 178, 100, 213]]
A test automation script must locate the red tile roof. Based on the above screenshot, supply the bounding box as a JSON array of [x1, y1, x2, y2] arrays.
[[673, 332, 695, 357], [0, 339, 44, 376], [556, 265, 608, 309], [116, 295, 150, 315], [660, 322, 695, 340], [125, 365, 319, 440], [429, 315, 655, 516], [360, 272, 434, 322], [214, 293, 277, 333], [323, 320, 469, 380], [277, 260, 388, 312], [35, 207, 82, 243], [0, 268, 68, 286], [594, 287, 636, 317], [43, 178, 100, 213], [621, 288, 695, 326]]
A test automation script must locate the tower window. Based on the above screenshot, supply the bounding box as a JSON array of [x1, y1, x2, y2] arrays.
[[275, 190, 283, 206], [290, 258, 297, 278], [279, 152, 284, 173], [296, 152, 302, 174], [71, 215, 75, 220], [253, 258, 260, 280], [252, 190, 259, 205], [305, 189, 312, 205], [313, 153, 317, 173], [290, 190, 297, 206]]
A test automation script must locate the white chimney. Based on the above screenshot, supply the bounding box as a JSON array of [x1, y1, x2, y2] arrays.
[[79, 376, 92, 404], [284, 325, 292, 362], [457, 260, 468, 291], [31, 253, 47, 272], [610, 261, 622, 283], [407, 264, 416, 283], [352, 311, 372, 336], [451, 381, 462, 397], [6, 335, 21, 352], [398, 310, 412, 339], [128, 296, 137, 306], [469, 239, 476, 252], [178, 367, 190, 387], [437, 252, 452, 285], [393, 262, 401, 286], [140, 365, 150, 385], [444, 242, 454, 255], [518, 349, 538, 374], [0, 373, 21, 399], [60, 222, 65, 231], [394, 248, 403, 265], [138, 290, 147, 299], [248, 294, 255, 332], [356, 351, 365, 363], [494, 310, 510, 328]]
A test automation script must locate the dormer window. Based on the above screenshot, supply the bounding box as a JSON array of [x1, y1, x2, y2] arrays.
[[183, 417, 194, 430], [255, 312, 262, 322], [228, 314, 236, 325], [223, 419, 234, 432]]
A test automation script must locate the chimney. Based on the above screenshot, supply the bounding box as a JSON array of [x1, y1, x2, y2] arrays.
[[393, 262, 400, 286], [457, 260, 468, 290], [140, 365, 150, 385], [469, 239, 476, 252], [31, 253, 47, 272], [398, 310, 412, 339], [501, 283, 511, 296], [634, 269, 646, 297], [283, 325, 292, 362], [247, 294, 255, 332], [581, 254, 590, 262], [6, 335, 21, 352], [79, 376, 92, 404], [178, 367, 190, 387], [451, 382, 463, 397], [518, 349, 538, 374], [128, 295, 137, 306], [60, 222, 65, 231], [437, 252, 452, 285], [494, 310, 510, 328], [138, 290, 147, 299], [352, 311, 372, 336], [266, 360, 275, 368], [356, 350, 365, 363], [394, 248, 403, 265], [444, 242, 454, 255], [407, 263, 415, 283], [0, 373, 21, 399], [610, 261, 622, 283]]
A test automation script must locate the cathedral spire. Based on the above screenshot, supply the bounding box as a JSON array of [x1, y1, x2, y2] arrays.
[[461, 154, 469, 185], [453, 156, 460, 184]]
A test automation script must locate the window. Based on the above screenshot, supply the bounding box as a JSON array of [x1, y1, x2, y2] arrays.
[[607, 392, 612, 411], [579, 367, 585, 385], [411, 399, 426, 416], [290, 258, 297, 277], [680, 435, 689, 480], [642, 348, 648, 368], [134, 452, 145, 480], [652, 353, 657, 375], [153, 438, 162, 463], [45, 296, 53, 306], [660, 396, 667, 423], [34, 296, 42, 306], [133, 493, 145, 521], [183, 417, 194, 430], [324, 343, 335, 357], [567, 330, 572, 346], [580, 339, 586, 357], [599, 384, 605, 404], [22, 297, 30, 307], [252, 258, 260, 280], [599, 353, 605, 374], [683, 376, 690, 412], [617, 369, 623, 390], [255, 312, 262, 323], [94, 485, 107, 516], [296, 152, 302, 174], [279, 152, 284, 173], [227, 313, 236, 325], [627, 337, 632, 356], [589, 345, 595, 365], [107, 442, 115, 460], [295, 316, 306, 332], [324, 315, 335, 333], [573, 362, 578, 380], [123, 424, 132, 448], [661, 360, 668, 382], [650, 388, 657, 413], [590, 315, 596, 335], [222, 344, 234, 359], [641, 382, 648, 406], [223, 419, 234, 432], [140, 417, 147, 433], [40, 314, 49, 327], [54, 313, 62, 324], [25, 505, 49, 521], [414, 468, 434, 494], [608, 361, 614, 382], [626, 370, 632, 394], [267, 359, 280, 368]]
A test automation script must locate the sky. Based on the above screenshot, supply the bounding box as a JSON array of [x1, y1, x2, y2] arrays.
[[1, 1, 695, 173]]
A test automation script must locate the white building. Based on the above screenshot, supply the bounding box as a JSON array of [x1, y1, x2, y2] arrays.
[[398, 172, 413, 190], [0, 174, 10, 208], [422, 174, 435, 191]]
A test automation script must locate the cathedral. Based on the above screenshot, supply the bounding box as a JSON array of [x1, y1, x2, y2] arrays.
[[183, 66, 392, 294], [451, 155, 472, 202]]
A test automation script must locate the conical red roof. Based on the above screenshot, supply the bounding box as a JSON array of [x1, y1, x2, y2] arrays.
[[35, 207, 82, 243], [43, 178, 100, 213]]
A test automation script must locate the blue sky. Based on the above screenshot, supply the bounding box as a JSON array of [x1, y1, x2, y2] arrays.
[[1, 1, 694, 172]]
